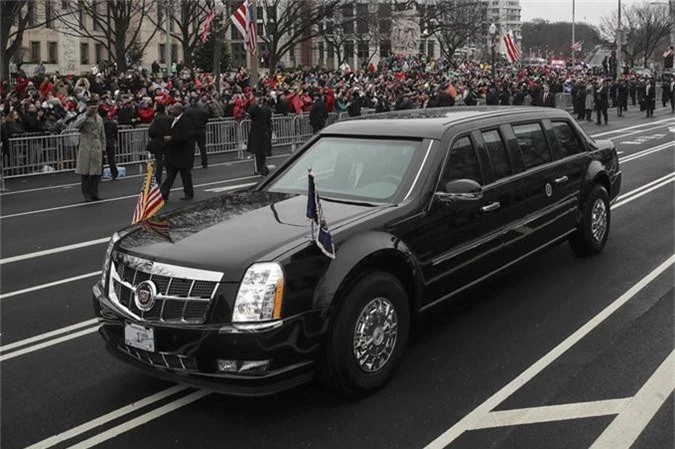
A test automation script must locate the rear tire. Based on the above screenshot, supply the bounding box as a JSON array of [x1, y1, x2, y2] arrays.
[[569, 184, 611, 257], [318, 272, 410, 398]]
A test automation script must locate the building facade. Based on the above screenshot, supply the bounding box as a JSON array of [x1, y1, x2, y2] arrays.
[[9, 0, 521, 77]]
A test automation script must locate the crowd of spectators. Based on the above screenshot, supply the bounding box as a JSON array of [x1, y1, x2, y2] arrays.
[[2, 54, 672, 166]]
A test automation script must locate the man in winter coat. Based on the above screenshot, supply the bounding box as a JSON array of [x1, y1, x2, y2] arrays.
[[309, 94, 328, 134], [147, 104, 172, 185], [99, 108, 118, 180], [74, 96, 106, 202], [246, 97, 273, 176], [160, 103, 195, 200], [185, 98, 210, 168]]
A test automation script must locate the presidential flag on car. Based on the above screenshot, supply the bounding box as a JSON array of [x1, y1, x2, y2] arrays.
[[132, 162, 165, 224], [306, 168, 335, 259], [232, 0, 257, 54]]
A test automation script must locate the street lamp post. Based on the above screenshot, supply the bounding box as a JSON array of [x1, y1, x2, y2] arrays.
[[489, 23, 497, 81]]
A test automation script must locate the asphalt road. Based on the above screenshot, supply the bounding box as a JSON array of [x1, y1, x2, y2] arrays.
[[1, 106, 674, 449]]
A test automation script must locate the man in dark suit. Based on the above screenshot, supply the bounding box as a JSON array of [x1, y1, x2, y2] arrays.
[[246, 97, 273, 176], [185, 97, 210, 168], [594, 79, 609, 125], [309, 93, 328, 134], [147, 103, 172, 185], [160, 103, 195, 200], [644, 78, 656, 118], [540, 85, 555, 107]]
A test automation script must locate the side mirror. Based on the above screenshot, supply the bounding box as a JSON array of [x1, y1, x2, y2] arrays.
[[435, 179, 483, 203]]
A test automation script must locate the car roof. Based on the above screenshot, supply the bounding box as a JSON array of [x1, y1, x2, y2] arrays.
[[321, 107, 571, 140]]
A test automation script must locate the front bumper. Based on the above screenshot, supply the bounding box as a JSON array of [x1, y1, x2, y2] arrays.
[[92, 282, 322, 396]]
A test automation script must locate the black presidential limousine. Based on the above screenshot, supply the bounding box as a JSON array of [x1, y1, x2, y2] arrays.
[[93, 107, 622, 397]]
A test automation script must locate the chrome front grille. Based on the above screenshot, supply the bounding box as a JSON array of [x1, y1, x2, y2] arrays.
[[117, 344, 198, 371], [108, 253, 223, 324]]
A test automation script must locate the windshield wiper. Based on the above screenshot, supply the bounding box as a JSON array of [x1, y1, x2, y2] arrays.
[[320, 197, 383, 207]]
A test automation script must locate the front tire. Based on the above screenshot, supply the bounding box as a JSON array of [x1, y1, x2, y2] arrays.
[[569, 184, 611, 256], [319, 272, 410, 398]]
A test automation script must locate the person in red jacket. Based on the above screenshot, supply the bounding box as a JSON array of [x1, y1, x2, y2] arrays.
[[324, 88, 335, 112], [137, 100, 155, 124]]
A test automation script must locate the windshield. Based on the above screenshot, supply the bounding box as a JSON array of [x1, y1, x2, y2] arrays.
[[266, 137, 422, 203]]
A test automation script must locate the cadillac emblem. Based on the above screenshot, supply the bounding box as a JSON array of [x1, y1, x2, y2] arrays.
[[134, 280, 157, 312]]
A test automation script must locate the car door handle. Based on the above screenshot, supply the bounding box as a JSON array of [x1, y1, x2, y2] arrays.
[[554, 175, 569, 184], [481, 202, 501, 213]]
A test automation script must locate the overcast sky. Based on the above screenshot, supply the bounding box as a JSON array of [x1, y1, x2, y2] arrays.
[[520, 0, 648, 26]]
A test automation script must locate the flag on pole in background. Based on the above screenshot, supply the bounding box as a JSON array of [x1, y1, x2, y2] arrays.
[[232, 0, 257, 54], [571, 41, 583, 52], [503, 31, 521, 63], [306, 168, 335, 259], [200, 8, 216, 43], [132, 162, 165, 224]]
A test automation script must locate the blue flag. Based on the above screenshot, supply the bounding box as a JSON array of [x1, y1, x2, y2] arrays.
[[307, 169, 336, 259]]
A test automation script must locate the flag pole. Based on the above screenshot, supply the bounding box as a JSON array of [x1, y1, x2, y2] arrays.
[[571, 0, 576, 66], [250, 0, 260, 89]]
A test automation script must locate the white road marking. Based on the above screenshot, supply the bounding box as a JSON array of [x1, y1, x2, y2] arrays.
[[0, 271, 100, 300], [0, 238, 109, 266], [614, 172, 675, 202], [0, 154, 289, 196], [0, 175, 260, 219], [65, 389, 212, 449], [613, 174, 675, 209], [471, 398, 632, 430], [204, 182, 257, 193], [423, 254, 675, 449], [591, 117, 675, 138], [0, 326, 99, 362], [0, 318, 98, 353], [618, 142, 675, 163], [589, 350, 675, 449], [23, 385, 190, 449]]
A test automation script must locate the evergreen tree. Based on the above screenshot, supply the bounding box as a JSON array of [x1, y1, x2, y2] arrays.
[[192, 33, 230, 73]]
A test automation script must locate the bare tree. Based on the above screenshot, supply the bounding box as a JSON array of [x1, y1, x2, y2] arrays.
[[600, 1, 672, 67], [1, 0, 68, 80], [424, 0, 489, 61], [56, 0, 160, 72], [151, 0, 211, 67], [258, 0, 345, 70]]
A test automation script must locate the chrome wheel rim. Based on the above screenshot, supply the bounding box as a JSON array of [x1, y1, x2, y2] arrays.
[[591, 198, 608, 243], [353, 297, 399, 373]]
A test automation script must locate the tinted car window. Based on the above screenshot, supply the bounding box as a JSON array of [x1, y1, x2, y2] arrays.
[[551, 121, 585, 158], [440, 137, 483, 187], [481, 129, 512, 180], [267, 137, 420, 202], [512, 123, 552, 170]]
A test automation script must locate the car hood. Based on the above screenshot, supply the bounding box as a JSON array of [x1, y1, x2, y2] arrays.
[[118, 191, 380, 280]]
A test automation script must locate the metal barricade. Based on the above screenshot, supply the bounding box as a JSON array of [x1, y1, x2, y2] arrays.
[[271, 115, 298, 148], [117, 125, 150, 168], [555, 93, 574, 111], [205, 119, 242, 157], [326, 112, 340, 126], [293, 114, 314, 149], [5, 132, 75, 177]]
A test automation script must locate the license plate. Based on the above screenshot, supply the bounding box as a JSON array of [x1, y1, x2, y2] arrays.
[[124, 322, 155, 352]]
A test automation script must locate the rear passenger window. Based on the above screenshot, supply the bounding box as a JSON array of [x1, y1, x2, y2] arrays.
[[551, 121, 585, 158], [441, 137, 483, 186], [481, 129, 512, 180], [512, 123, 552, 170]]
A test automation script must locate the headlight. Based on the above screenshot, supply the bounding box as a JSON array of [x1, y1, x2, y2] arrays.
[[232, 263, 284, 323], [100, 232, 121, 287]]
